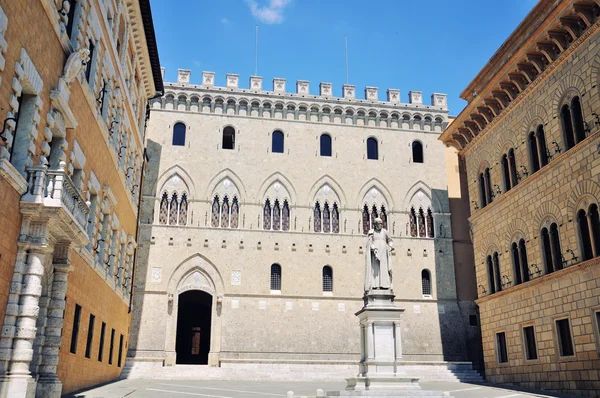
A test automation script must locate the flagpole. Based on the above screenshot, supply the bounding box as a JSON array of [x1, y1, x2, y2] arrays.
[[255, 25, 258, 76], [345, 35, 349, 84]]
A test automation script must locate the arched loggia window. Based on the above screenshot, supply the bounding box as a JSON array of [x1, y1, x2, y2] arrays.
[[561, 96, 586, 150], [367, 137, 378, 160], [320, 134, 332, 157], [412, 141, 424, 163], [172, 122, 186, 146], [577, 204, 600, 261], [542, 223, 562, 274], [272, 131, 284, 153]]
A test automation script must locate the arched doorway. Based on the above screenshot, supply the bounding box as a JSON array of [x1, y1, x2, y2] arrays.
[[175, 290, 212, 364]]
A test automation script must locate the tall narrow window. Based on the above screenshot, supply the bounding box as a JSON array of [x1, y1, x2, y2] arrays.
[[493, 252, 502, 293], [230, 197, 239, 229], [118, 334, 124, 367], [65, 0, 78, 38], [70, 304, 82, 354], [323, 202, 331, 233], [314, 202, 322, 232], [320, 134, 332, 157], [572, 96, 586, 144], [479, 173, 487, 208], [109, 328, 115, 365], [85, 40, 95, 83], [178, 194, 188, 226], [263, 199, 271, 230], [556, 318, 574, 357], [578, 209, 593, 261], [172, 122, 186, 146], [371, 205, 378, 226], [169, 193, 178, 225], [362, 205, 370, 235], [367, 137, 378, 160], [421, 269, 431, 296], [523, 326, 538, 360], [561, 104, 575, 150], [418, 207, 426, 238], [332, 203, 340, 233], [550, 223, 563, 271], [536, 125, 548, 168], [221, 196, 230, 228], [222, 126, 235, 150], [270, 264, 282, 291], [501, 154, 511, 191], [98, 321, 106, 362], [211, 196, 220, 228], [511, 242, 522, 285], [541, 227, 554, 274], [487, 255, 496, 294], [85, 314, 95, 358], [273, 200, 281, 231], [412, 141, 424, 163], [426, 208, 434, 238], [282, 200, 290, 231], [272, 131, 284, 153], [519, 239, 530, 283], [323, 266, 333, 292], [380, 206, 388, 230], [508, 149, 518, 187], [159, 192, 168, 225], [529, 131, 540, 173], [409, 207, 417, 237], [485, 168, 492, 204], [590, 204, 600, 257], [496, 332, 508, 363]]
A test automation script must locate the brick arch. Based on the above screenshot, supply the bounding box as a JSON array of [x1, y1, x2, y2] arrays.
[[552, 74, 586, 112], [568, 179, 600, 217], [495, 137, 518, 162], [520, 104, 548, 134], [479, 232, 501, 257], [504, 218, 530, 251], [591, 52, 600, 99], [533, 201, 564, 231]]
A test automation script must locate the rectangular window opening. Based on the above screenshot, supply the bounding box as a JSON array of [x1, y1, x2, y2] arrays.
[[496, 332, 508, 363], [556, 318, 574, 357], [70, 304, 82, 354], [469, 315, 478, 327], [109, 328, 115, 365], [98, 321, 106, 362], [118, 334, 124, 367], [84, 313, 95, 358], [523, 326, 537, 360]]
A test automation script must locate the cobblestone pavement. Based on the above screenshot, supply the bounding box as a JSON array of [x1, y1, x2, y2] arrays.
[[65, 379, 572, 398]]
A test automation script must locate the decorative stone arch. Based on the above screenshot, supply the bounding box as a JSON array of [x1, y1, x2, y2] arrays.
[[204, 168, 246, 203], [257, 172, 297, 205], [307, 175, 346, 208], [552, 74, 586, 113], [504, 218, 530, 252], [533, 201, 564, 232], [567, 179, 600, 217], [403, 181, 441, 213], [591, 52, 600, 99], [496, 138, 518, 163], [480, 233, 501, 259], [157, 165, 196, 199], [356, 178, 394, 210], [521, 104, 548, 134], [164, 253, 225, 366]]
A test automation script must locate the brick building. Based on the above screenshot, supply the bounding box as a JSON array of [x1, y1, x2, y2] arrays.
[[440, 0, 600, 396], [0, 0, 161, 396]]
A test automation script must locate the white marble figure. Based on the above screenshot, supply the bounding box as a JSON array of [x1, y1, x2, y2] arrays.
[[364, 217, 394, 292]]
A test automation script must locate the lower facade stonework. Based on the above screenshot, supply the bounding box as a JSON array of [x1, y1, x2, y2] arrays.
[[478, 257, 600, 396]]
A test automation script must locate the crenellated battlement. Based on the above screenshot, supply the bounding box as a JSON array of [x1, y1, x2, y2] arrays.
[[161, 68, 448, 111]]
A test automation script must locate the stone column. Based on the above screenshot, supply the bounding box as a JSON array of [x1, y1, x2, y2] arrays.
[[36, 249, 73, 398]]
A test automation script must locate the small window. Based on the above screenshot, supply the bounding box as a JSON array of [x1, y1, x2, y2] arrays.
[[496, 332, 508, 363], [172, 122, 186, 146], [222, 126, 235, 150], [65, 0, 78, 38], [595, 311, 600, 342], [70, 304, 82, 354], [98, 321, 106, 362], [412, 141, 423, 163], [556, 318, 574, 357], [270, 264, 282, 291], [272, 131, 284, 153], [118, 334, 124, 367], [367, 137, 378, 160], [109, 328, 115, 365], [85, 40, 95, 83], [469, 315, 478, 327], [421, 269, 431, 296], [323, 266, 333, 292], [523, 326, 538, 360], [85, 314, 95, 358], [578, 209, 593, 261], [320, 134, 332, 157]]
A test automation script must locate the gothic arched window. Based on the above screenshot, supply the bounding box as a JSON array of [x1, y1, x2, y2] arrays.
[[323, 266, 333, 292], [501, 154, 511, 191], [572, 96, 586, 145], [367, 137, 378, 160], [172, 122, 186, 146], [371, 204, 378, 225], [263, 199, 272, 230], [273, 199, 281, 230], [362, 205, 370, 235], [314, 202, 322, 232], [537, 125, 548, 168], [519, 239, 530, 283], [270, 264, 281, 291], [578, 208, 593, 261], [159, 192, 168, 225], [230, 197, 239, 229], [332, 203, 340, 233], [211, 196, 220, 227], [418, 207, 426, 237], [272, 131, 284, 153], [508, 148, 518, 188], [493, 252, 502, 292], [412, 141, 424, 163], [529, 131, 540, 173], [323, 202, 331, 233], [561, 104, 575, 150], [169, 193, 178, 225], [320, 134, 332, 157], [426, 208, 434, 238], [409, 207, 417, 237], [380, 206, 387, 230], [282, 200, 290, 231], [221, 196, 230, 228], [421, 269, 431, 296], [511, 242, 522, 285], [222, 126, 235, 150], [178, 193, 188, 226]]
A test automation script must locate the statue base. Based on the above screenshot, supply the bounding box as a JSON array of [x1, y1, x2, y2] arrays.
[[325, 290, 453, 397]]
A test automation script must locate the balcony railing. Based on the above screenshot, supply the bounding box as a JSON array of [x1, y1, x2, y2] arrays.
[[23, 163, 89, 233]]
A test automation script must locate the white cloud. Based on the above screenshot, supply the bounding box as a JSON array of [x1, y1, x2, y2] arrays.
[[221, 17, 230, 25], [245, 0, 291, 24]]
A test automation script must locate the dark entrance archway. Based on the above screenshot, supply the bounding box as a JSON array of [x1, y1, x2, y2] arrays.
[[175, 290, 212, 364]]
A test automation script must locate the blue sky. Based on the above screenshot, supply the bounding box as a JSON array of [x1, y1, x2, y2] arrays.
[[150, 0, 537, 114]]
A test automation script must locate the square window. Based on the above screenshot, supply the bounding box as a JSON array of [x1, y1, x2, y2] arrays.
[[556, 318, 574, 357], [469, 315, 478, 327], [523, 326, 537, 360], [496, 332, 508, 363]]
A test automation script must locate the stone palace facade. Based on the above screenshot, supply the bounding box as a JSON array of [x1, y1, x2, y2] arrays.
[[126, 69, 483, 379], [441, 0, 600, 396]]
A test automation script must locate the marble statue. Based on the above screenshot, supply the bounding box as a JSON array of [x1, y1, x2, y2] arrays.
[[364, 217, 394, 292]]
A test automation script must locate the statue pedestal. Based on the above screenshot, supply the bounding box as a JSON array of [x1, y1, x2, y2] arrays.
[[326, 290, 451, 397]]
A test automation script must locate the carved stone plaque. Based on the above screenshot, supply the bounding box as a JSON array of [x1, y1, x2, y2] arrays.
[[231, 270, 241, 286], [151, 267, 162, 282]]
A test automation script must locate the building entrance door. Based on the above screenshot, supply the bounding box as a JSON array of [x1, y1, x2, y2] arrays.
[[175, 290, 212, 364]]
